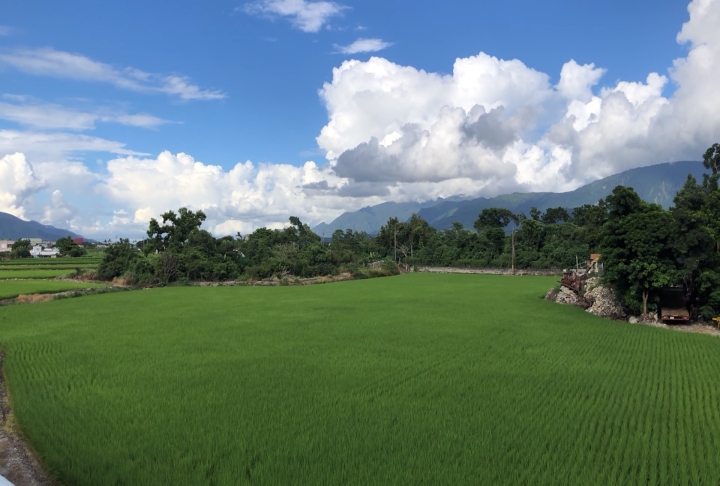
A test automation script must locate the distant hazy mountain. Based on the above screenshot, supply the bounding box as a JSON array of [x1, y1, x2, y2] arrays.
[[313, 161, 707, 234], [0, 212, 84, 241], [313, 199, 460, 236]]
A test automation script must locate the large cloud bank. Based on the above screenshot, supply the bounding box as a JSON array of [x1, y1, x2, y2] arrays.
[[3, 0, 720, 238], [316, 0, 719, 197]]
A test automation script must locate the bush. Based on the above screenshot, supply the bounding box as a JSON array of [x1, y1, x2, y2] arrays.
[[127, 256, 157, 285], [700, 306, 716, 321], [382, 258, 400, 275], [98, 241, 139, 280]]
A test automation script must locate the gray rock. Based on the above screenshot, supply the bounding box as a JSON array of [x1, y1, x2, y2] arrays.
[[555, 286, 580, 306], [584, 285, 626, 319], [544, 288, 558, 302]]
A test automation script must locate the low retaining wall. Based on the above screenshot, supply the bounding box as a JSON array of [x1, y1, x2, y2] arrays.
[[416, 266, 562, 276]]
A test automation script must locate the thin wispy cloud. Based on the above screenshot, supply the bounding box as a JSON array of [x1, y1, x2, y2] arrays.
[[0, 26, 12, 36], [335, 38, 393, 54], [0, 101, 170, 130], [0, 48, 226, 100], [242, 0, 347, 33]]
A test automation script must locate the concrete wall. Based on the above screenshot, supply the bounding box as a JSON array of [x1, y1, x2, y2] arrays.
[[416, 266, 562, 276]]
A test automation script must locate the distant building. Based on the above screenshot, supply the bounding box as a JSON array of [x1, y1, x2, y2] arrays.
[[73, 237, 84, 244], [21, 238, 42, 246], [588, 253, 603, 274], [0, 239, 15, 252]]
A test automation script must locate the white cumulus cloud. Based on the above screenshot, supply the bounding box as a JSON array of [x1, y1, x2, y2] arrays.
[[317, 53, 553, 162], [100, 151, 353, 235], [0, 153, 46, 219]]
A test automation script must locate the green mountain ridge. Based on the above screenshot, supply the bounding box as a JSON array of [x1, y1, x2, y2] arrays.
[[313, 161, 707, 234]]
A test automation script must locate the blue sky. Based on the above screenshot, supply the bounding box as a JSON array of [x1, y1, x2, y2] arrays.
[[0, 0, 718, 238]]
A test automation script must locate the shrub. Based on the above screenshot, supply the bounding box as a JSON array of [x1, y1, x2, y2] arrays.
[[382, 258, 400, 275], [98, 241, 138, 280]]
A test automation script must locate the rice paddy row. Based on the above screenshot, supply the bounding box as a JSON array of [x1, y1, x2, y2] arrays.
[[0, 280, 107, 300], [1, 274, 719, 484], [0, 258, 102, 267], [0, 269, 98, 280]]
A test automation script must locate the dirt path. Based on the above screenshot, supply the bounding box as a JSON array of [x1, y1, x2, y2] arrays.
[[0, 352, 55, 486], [629, 319, 720, 337]]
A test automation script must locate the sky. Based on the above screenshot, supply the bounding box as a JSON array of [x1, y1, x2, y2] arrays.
[[0, 0, 718, 238]]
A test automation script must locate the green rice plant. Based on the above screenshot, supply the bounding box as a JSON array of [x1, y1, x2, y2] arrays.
[[0, 265, 99, 272], [0, 269, 87, 279], [0, 258, 102, 267], [0, 280, 106, 300], [1, 274, 720, 485]]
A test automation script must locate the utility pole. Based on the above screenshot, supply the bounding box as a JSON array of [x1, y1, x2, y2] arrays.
[[511, 229, 515, 274], [394, 228, 397, 264]]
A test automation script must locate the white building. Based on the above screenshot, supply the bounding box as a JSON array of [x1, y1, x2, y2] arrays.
[[0, 239, 15, 252], [30, 245, 59, 258]]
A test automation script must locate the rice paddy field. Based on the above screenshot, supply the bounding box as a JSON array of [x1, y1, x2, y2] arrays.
[[0, 256, 102, 300], [1, 273, 720, 485]]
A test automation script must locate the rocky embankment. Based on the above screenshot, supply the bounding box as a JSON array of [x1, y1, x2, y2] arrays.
[[545, 274, 720, 336], [545, 276, 625, 319]]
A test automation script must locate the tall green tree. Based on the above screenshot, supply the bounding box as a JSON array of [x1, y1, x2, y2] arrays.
[[10, 239, 31, 258], [474, 208, 518, 232], [55, 236, 86, 257], [474, 208, 518, 257], [670, 175, 717, 294], [145, 208, 207, 254], [541, 207, 570, 225], [601, 187, 676, 314], [701, 143, 720, 252]]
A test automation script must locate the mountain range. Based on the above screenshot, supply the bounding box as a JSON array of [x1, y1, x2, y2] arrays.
[[313, 161, 707, 234], [0, 212, 84, 241]]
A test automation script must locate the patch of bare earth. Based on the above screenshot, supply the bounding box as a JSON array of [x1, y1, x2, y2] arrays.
[[14, 295, 54, 305], [192, 273, 355, 287], [0, 352, 55, 486]]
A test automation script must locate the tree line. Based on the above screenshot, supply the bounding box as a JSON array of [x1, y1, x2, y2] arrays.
[[98, 144, 720, 318]]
